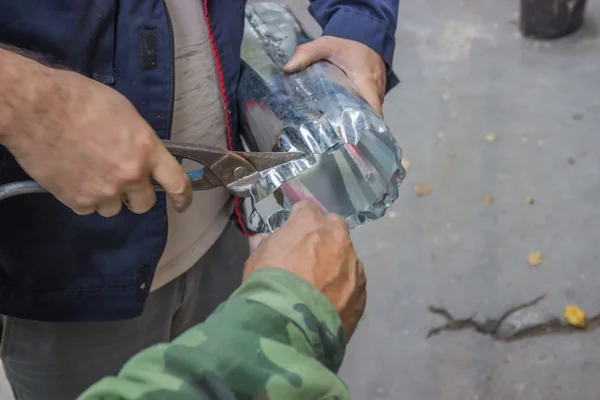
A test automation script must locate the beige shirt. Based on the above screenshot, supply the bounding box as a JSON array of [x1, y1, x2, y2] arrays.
[[151, 0, 232, 291]]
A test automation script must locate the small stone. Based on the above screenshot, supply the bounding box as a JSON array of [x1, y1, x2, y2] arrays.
[[483, 195, 494, 204], [525, 197, 534, 205], [564, 305, 586, 328], [401, 159, 412, 171], [485, 134, 497, 143], [527, 251, 543, 266], [447, 153, 457, 159], [568, 157, 575, 165], [572, 113, 584, 121], [414, 184, 432, 197]]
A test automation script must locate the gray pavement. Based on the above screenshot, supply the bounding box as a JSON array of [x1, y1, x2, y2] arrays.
[[281, 0, 600, 398], [339, 0, 600, 398], [2, 0, 600, 398]]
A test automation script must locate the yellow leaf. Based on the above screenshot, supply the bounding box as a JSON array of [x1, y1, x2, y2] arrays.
[[527, 251, 542, 266], [525, 197, 535, 205], [564, 305, 586, 328], [572, 113, 584, 121], [414, 184, 432, 197], [485, 134, 497, 143], [483, 195, 494, 204], [401, 159, 412, 171]]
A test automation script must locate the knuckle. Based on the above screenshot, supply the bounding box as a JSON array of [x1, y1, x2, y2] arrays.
[[136, 132, 156, 157], [97, 208, 119, 218], [129, 203, 153, 215], [328, 219, 350, 239], [73, 194, 95, 209], [119, 162, 146, 183], [100, 184, 120, 199], [170, 176, 190, 196], [305, 228, 326, 245], [125, 193, 156, 215], [293, 200, 314, 210], [72, 207, 94, 216], [292, 201, 322, 219], [295, 44, 309, 56], [328, 214, 348, 228]]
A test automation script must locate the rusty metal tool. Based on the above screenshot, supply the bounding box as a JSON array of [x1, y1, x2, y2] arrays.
[[0, 141, 305, 201]]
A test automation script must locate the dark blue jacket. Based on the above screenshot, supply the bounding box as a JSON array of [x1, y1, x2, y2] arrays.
[[0, 0, 399, 322]]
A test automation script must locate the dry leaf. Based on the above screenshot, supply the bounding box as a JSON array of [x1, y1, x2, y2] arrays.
[[527, 251, 543, 266], [564, 304, 586, 328], [509, 12, 520, 24], [525, 197, 534, 205], [483, 195, 494, 204], [401, 159, 412, 171], [414, 184, 432, 197], [484, 134, 497, 143], [447, 153, 457, 159], [572, 113, 584, 121]]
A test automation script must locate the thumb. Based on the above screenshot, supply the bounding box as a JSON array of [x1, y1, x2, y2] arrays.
[[353, 77, 384, 117], [250, 233, 271, 252], [284, 39, 331, 73], [357, 84, 383, 117]]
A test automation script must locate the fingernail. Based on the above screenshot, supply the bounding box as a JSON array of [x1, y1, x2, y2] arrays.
[[284, 59, 298, 72], [174, 197, 192, 213]]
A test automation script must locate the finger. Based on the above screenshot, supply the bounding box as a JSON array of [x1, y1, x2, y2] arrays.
[[122, 180, 157, 214], [57, 195, 96, 216], [250, 233, 270, 252], [356, 260, 367, 287], [288, 200, 326, 220], [281, 201, 325, 230], [150, 145, 192, 212], [326, 213, 350, 233], [353, 79, 384, 116], [284, 39, 332, 73], [72, 206, 96, 216], [96, 197, 123, 218]]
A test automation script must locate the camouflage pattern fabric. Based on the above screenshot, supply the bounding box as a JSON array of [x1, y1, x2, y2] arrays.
[[79, 268, 349, 400]]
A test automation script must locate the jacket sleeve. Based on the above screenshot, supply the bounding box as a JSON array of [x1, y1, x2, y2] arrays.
[[78, 268, 349, 400], [308, 0, 400, 70]]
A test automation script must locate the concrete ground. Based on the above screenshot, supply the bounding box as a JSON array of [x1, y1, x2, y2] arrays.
[[2, 0, 600, 398], [283, 0, 600, 399], [339, 0, 600, 399]]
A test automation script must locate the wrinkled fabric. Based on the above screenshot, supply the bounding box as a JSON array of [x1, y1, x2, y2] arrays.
[[0, 0, 399, 323], [79, 268, 348, 400]]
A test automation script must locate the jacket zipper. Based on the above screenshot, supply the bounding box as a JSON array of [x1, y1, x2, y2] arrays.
[[202, 0, 253, 236]]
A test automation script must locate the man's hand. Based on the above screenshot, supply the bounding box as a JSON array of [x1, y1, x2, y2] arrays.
[[284, 36, 387, 116], [244, 201, 366, 341], [0, 49, 192, 217]]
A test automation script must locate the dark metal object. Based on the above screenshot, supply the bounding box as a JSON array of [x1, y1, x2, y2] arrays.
[[520, 0, 587, 39], [0, 141, 304, 201]]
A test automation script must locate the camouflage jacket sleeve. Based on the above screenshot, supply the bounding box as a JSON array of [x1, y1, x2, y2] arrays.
[[79, 267, 349, 400]]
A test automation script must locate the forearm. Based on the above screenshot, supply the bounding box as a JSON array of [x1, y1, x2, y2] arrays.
[[0, 46, 62, 146], [79, 268, 349, 400], [308, 0, 400, 68]]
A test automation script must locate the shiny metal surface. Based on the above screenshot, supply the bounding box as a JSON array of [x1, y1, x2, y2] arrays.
[[239, 2, 406, 232], [0, 142, 305, 201], [0, 181, 47, 201]]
